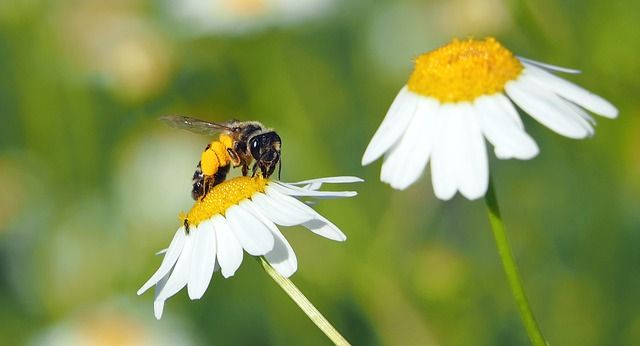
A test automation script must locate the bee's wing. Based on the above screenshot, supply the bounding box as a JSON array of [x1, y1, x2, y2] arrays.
[[159, 115, 235, 136]]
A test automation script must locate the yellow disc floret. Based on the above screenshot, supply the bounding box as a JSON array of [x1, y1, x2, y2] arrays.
[[407, 37, 523, 103], [183, 176, 268, 227]]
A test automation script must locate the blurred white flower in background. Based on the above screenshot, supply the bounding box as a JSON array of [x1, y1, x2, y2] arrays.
[[168, 0, 336, 35], [30, 300, 195, 346], [114, 127, 203, 234], [54, 0, 175, 102]]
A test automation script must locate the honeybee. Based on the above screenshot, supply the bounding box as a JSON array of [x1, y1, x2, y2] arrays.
[[160, 115, 282, 200]]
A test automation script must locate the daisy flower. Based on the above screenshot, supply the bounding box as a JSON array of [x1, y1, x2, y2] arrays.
[[362, 37, 618, 200], [137, 175, 361, 319]]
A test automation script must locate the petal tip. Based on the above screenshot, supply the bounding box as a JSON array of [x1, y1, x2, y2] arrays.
[[602, 106, 619, 119], [187, 286, 204, 300], [361, 152, 376, 166], [461, 190, 486, 201], [221, 269, 236, 279], [154, 300, 165, 320], [434, 189, 456, 201], [390, 181, 412, 191]]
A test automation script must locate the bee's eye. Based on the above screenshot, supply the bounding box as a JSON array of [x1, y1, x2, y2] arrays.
[[250, 138, 261, 158]]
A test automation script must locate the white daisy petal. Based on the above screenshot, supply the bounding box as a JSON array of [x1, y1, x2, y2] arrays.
[[381, 96, 439, 190], [523, 63, 618, 118], [287, 177, 364, 192], [517, 56, 581, 74], [138, 228, 187, 295], [187, 219, 217, 300], [265, 228, 298, 278], [431, 103, 489, 200], [379, 136, 412, 186], [211, 215, 243, 278], [263, 187, 346, 241], [452, 103, 489, 199], [288, 176, 364, 185], [302, 218, 347, 242], [362, 86, 419, 165], [265, 187, 319, 217], [301, 182, 323, 191], [493, 92, 525, 130], [271, 182, 357, 198], [155, 232, 195, 302], [241, 200, 298, 278], [565, 99, 596, 125], [476, 94, 539, 160], [154, 300, 165, 320], [226, 204, 275, 256], [251, 191, 314, 226], [506, 75, 594, 139], [430, 106, 457, 200], [153, 272, 170, 320]]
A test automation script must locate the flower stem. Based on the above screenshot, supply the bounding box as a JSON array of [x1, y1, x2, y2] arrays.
[[484, 178, 547, 346], [258, 257, 351, 346]]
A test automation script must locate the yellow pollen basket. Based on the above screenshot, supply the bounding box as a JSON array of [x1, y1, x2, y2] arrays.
[[407, 37, 523, 103], [182, 176, 268, 227]]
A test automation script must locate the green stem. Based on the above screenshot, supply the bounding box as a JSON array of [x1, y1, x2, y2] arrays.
[[484, 178, 547, 346], [258, 257, 351, 346]]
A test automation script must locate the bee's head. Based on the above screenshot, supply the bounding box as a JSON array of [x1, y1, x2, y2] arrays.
[[249, 132, 281, 178]]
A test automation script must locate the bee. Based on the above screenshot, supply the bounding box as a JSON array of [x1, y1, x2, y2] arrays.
[[160, 115, 282, 200]]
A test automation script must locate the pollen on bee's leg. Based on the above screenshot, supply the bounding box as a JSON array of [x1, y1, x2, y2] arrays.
[[200, 149, 220, 176]]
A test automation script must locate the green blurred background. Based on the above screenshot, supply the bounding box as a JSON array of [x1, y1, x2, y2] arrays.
[[0, 0, 638, 345]]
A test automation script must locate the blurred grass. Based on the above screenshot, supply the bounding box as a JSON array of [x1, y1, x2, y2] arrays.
[[0, 0, 638, 345]]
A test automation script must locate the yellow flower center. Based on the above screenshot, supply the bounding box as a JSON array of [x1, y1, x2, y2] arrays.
[[407, 37, 523, 103], [182, 176, 268, 227]]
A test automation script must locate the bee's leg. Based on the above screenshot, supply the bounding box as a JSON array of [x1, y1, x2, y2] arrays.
[[201, 176, 210, 199], [242, 164, 248, 177], [251, 162, 259, 177], [227, 149, 241, 166], [183, 218, 190, 234], [213, 165, 230, 187], [277, 159, 282, 180]]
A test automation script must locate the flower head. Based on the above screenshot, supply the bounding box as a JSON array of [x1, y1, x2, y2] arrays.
[[137, 175, 361, 319], [362, 37, 618, 200]]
